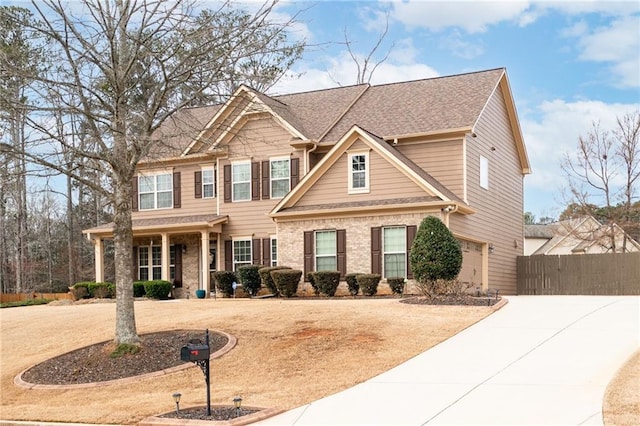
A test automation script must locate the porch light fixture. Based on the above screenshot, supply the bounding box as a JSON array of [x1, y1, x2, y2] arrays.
[[182, 245, 187, 254], [488, 243, 495, 254], [233, 396, 242, 417], [172, 392, 182, 415]]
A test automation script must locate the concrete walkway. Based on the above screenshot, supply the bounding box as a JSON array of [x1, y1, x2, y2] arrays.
[[258, 296, 640, 425]]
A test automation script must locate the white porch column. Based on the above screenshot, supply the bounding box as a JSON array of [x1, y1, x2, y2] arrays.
[[201, 231, 210, 292], [161, 233, 169, 281], [94, 237, 104, 283]]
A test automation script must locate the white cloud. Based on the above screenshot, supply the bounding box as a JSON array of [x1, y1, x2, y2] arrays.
[[271, 52, 439, 94], [389, 1, 532, 33], [438, 30, 484, 59], [573, 15, 640, 88], [522, 99, 636, 192]]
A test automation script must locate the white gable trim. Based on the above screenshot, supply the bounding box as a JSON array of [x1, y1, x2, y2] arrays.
[[182, 85, 307, 156], [270, 125, 454, 216]]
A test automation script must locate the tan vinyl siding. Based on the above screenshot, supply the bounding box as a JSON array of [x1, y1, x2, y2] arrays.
[[450, 87, 524, 294], [223, 116, 296, 159], [296, 139, 427, 207], [133, 162, 216, 220], [219, 116, 301, 240], [396, 139, 464, 200]]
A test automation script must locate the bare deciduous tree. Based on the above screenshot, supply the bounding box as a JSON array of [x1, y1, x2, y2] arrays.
[[562, 111, 640, 252], [3, 0, 304, 345]]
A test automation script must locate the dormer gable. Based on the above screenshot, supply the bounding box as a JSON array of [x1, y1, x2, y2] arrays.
[[270, 125, 474, 219]]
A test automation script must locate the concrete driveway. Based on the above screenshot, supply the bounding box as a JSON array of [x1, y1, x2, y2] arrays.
[[258, 296, 639, 425]]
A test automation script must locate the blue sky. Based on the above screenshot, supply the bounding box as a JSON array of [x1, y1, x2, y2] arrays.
[[9, 1, 639, 220], [267, 0, 640, 220]]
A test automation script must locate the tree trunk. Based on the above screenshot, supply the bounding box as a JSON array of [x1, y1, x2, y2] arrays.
[[112, 173, 139, 345]]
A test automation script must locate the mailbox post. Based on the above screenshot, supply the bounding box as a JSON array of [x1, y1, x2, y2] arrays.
[[180, 329, 212, 416]]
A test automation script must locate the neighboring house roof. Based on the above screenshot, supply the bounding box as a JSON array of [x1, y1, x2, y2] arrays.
[[524, 224, 555, 239], [270, 125, 474, 219], [525, 216, 640, 255], [152, 68, 530, 174], [83, 214, 228, 238]]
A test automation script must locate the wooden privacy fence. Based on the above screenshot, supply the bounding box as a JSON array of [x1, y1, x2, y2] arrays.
[[517, 252, 640, 295], [0, 292, 74, 303]]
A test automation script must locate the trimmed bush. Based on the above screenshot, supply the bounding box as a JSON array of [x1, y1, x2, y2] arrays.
[[133, 281, 146, 298], [271, 269, 302, 298], [213, 271, 238, 298], [312, 271, 341, 297], [143, 280, 172, 299], [357, 274, 381, 296], [70, 282, 90, 300], [307, 272, 319, 295], [259, 266, 290, 295], [237, 265, 263, 296], [409, 216, 462, 297], [345, 273, 361, 296], [387, 277, 405, 295], [88, 282, 113, 298]]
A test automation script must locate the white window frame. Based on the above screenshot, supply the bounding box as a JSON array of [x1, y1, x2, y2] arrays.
[[169, 245, 176, 281], [348, 151, 369, 194], [202, 167, 215, 199], [138, 172, 173, 210], [138, 245, 162, 280], [270, 236, 278, 266], [270, 157, 290, 199], [315, 230, 337, 271], [232, 161, 251, 202], [233, 238, 252, 271], [383, 226, 407, 279], [480, 155, 489, 190]]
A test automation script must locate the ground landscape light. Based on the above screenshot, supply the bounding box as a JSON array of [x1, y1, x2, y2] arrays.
[[233, 396, 242, 417], [172, 392, 181, 414]]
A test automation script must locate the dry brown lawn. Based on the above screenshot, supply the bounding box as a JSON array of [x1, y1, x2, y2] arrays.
[[1, 298, 492, 425], [603, 349, 640, 426]]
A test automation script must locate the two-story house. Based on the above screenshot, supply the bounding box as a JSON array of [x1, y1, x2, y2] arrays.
[[83, 67, 531, 296]]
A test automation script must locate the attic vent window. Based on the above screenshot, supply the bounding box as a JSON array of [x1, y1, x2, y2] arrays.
[[480, 155, 489, 190], [348, 152, 369, 194]]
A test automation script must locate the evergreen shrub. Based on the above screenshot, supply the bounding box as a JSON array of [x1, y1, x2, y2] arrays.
[[133, 281, 146, 297], [259, 266, 290, 295], [345, 273, 361, 296], [312, 271, 341, 297], [409, 216, 462, 297], [357, 274, 381, 296], [213, 271, 238, 298], [237, 265, 263, 296], [387, 277, 405, 295], [271, 269, 302, 297], [143, 280, 172, 299]]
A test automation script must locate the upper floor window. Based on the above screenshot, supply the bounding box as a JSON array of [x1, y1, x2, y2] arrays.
[[232, 162, 251, 201], [480, 155, 489, 189], [139, 173, 172, 210], [383, 226, 406, 279], [270, 158, 290, 198], [315, 230, 337, 271], [233, 238, 252, 270], [202, 168, 215, 198], [348, 152, 369, 193]]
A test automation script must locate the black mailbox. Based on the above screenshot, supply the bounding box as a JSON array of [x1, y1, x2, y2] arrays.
[[180, 343, 210, 362]]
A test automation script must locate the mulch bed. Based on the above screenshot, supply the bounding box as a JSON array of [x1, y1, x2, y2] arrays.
[[160, 406, 259, 421], [401, 295, 501, 306], [20, 329, 228, 385]]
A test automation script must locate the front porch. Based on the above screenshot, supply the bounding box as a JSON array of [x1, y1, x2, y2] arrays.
[[83, 214, 228, 298]]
